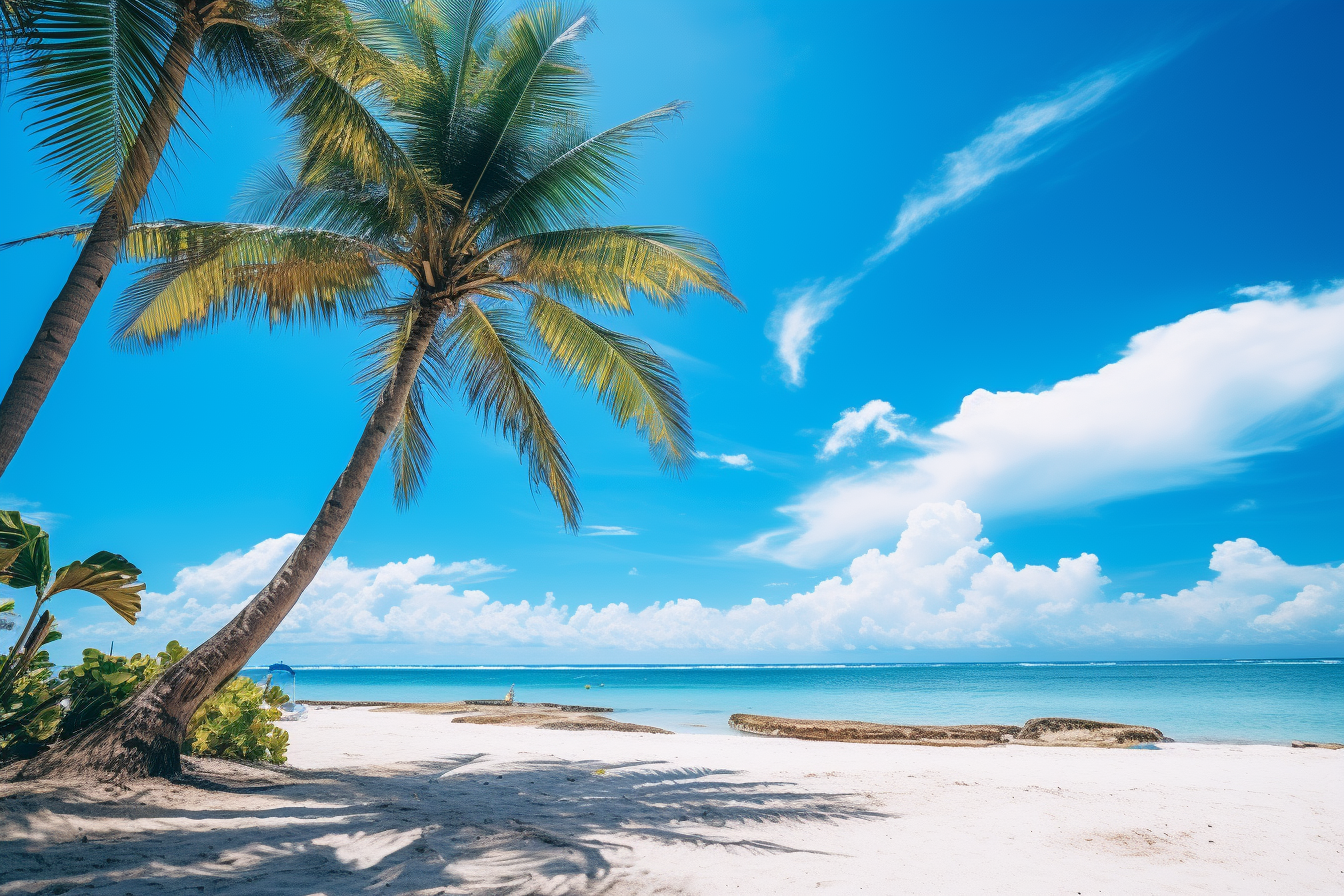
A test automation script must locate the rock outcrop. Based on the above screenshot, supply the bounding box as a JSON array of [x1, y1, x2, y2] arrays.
[[728, 714, 1020, 746], [1009, 717, 1169, 747], [729, 713, 1171, 747]]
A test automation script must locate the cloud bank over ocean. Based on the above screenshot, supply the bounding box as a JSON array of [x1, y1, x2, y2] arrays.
[[752, 283, 1344, 565], [78, 501, 1342, 654]]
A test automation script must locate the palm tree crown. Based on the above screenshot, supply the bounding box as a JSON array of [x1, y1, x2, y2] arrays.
[[114, 0, 738, 525]]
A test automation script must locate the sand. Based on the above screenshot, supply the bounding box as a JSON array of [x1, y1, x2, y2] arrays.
[[2, 706, 1341, 894]]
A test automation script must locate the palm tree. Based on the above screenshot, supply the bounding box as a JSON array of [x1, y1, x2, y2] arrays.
[[0, 0, 373, 477], [23, 0, 736, 780]]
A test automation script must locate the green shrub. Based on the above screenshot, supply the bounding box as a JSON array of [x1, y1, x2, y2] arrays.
[[185, 677, 289, 764], [1, 631, 289, 765], [0, 640, 63, 761], [58, 641, 187, 738]]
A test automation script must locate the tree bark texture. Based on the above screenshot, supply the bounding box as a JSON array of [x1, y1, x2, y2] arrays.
[[20, 304, 445, 780], [0, 5, 206, 478]]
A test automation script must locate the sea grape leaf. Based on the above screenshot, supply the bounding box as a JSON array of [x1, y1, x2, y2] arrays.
[[46, 551, 144, 624], [0, 511, 50, 594]]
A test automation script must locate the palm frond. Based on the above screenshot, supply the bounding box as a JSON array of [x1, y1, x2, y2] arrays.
[[233, 163, 415, 253], [477, 101, 686, 239], [499, 225, 737, 313], [0, 223, 93, 251], [15, 0, 181, 210], [453, 2, 593, 215], [355, 300, 451, 507], [440, 300, 578, 528], [112, 222, 389, 349], [529, 292, 692, 472]]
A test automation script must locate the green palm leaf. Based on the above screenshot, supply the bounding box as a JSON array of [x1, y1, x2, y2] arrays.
[[529, 293, 692, 471], [112, 222, 391, 348], [356, 302, 451, 508], [454, 2, 593, 215], [479, 102, 687, 238], [441, 300, 579, 528], [15, 0, 181, 210], [501, 225, 737, 312]]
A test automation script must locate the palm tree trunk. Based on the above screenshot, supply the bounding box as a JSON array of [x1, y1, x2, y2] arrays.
[[0, 4, 206, 478], [21, 303, 444, 780]]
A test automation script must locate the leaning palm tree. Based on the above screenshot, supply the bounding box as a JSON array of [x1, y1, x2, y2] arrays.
[[0, 0, 376, 477], [24, 0, 736, 779]]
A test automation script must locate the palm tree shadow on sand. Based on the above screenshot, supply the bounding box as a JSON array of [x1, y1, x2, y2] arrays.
[[0, 754, 890, 894]]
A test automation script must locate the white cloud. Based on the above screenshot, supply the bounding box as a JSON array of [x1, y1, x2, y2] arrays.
[[628, 567, 639, 576], [819, 400, 910, 458], [871, 69, 1126, 262], [767, 275, 856, 387], [0, 495, 63, 530], [580, 525, 637, 537], [77, 503, 1344, 651], [767, 64, 1137, 386], [748, 283, 1344, 565], [696, 450, 755, 470]]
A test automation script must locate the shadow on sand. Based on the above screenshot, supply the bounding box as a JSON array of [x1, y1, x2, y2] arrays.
[[0, 753, 888, 895]]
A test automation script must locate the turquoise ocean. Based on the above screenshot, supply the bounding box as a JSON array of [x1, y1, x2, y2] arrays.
[[243, 660, 1343, 744]]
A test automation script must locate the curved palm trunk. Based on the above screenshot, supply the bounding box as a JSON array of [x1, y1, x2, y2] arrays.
[[21, 303, 444, 780], [0, 6, 205, 478]]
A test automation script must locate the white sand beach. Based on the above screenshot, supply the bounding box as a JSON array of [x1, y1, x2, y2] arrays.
[[2, 707, 1341, 895]]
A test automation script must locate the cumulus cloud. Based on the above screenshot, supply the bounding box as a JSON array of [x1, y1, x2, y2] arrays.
[[818, 400, 910, 458], [696, 450, 755, 470], [76, 503, 1343, 652], [768, 64, 1138, 386], [749, 283, 1344, 565]]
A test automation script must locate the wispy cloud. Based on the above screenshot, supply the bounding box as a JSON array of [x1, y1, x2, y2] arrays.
[[767, 276, 857, 388], [818, 400, 910, 458], [0, 495, 63, 530], [581, 525, 637, 537], [695, 450, 755, 470], [769, 64, 1142, 387]]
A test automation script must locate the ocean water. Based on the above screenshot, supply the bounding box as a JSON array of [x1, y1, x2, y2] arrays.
[[242, 660, 1344, 744]]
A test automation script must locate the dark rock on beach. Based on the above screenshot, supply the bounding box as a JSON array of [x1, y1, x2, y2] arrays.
[[729, 714, 1020, 746], [1012, 717, 1170, 747], [1291, 740, 1344, 750], [729, 713, 1170, 747]]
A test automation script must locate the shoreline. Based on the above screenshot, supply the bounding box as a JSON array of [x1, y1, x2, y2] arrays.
[[301, 699, 1335, 748], [3, 706, 1340, 894]]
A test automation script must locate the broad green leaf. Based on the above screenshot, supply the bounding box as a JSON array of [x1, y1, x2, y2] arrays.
[[0, 510, 50, 594], [46, 551, 144, 624]]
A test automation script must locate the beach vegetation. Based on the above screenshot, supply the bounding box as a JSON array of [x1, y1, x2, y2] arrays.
[[1, 630, 289, 764], [25, 0, 736, 781], [0, 509, 144, 759], [183, 676, 289, 763]]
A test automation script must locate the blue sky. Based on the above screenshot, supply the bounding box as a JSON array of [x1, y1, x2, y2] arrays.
[[2, 0, 1342, 664]]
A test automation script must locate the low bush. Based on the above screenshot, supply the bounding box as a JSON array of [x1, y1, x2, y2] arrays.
[[185, 677, 290, 764], [0, 635, 290, 765], [58, 641, 187, 738], [0, 635, 62, 761]]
